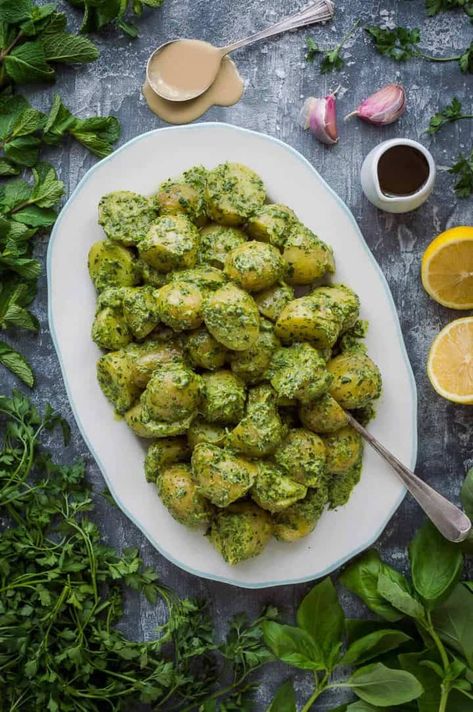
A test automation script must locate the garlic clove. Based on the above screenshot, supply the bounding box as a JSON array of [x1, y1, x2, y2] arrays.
[[299, 92, 339, 145], [345, 83, 406, 126]]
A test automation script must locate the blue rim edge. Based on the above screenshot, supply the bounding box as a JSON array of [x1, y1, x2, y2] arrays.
[[47, 122, 418, 590]]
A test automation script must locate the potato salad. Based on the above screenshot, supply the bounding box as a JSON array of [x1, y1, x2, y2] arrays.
[[88, 162, 382, 565]]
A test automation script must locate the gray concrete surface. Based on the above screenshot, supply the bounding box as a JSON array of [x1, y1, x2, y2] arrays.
[[2, 0, 472, 708]]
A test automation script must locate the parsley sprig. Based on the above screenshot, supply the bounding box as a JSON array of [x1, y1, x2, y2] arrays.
[[426, 0, 473, 19], [66, 0, 165, 38], [427, 97, 473, 133], [449, 148, 473, 197], [366, 25, 473, 73], [306, 20, 360, 73]]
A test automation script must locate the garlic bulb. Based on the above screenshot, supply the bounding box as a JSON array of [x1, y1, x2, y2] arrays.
[[299, 90, 339, 145], [345, 83, 406, 126]]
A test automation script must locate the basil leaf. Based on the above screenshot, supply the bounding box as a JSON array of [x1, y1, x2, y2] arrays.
[[4, 42, 55, 84], [346, 703, 383, 712], [399, 652, 442, 712], [409, 522, 463, 608], [348, 663, 423, 706], [341, 629, 412, 666], [340, 550, 404, 622], [262, 621, 323, 670], [465, 582, 473, 593], [431, 583, 473, 668], [0, 340, 34, 386], [266, 680, 296, 712], [40, 32, 99, 64], [377, 570, 426, 620], [296, 577, 345, 669], [461, 468, 473, 519]]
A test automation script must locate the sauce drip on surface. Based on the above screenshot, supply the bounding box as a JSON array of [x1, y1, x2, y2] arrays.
[[148, 39, 223, 101], [377, 145, 430, 197], [143, 57, 244, 124]]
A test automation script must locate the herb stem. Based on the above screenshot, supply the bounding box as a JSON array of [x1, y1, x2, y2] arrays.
[[337, 19, 361, 51], [425, 613, 450, 671], [300, 672, 330, 712], [418, 52, 461, 62]]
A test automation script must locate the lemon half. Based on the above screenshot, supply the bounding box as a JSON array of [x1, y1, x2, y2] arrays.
[[427, 317, 473, 404], [421, 226, 473, 309]]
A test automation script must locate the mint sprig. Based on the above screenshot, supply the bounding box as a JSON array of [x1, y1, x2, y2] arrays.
[[66, 0, 165, 38]]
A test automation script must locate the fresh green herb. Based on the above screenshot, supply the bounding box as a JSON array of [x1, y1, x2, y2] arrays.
[[449, 148, 473, 197], [66, 0, 165, 38], [305, 20, 360, 73], [426, 0, 473, 19], [0, 391, 277, 709], [427, 97, 473, 134], [366, 25, 473, 73], [0, 3, 99, 89]]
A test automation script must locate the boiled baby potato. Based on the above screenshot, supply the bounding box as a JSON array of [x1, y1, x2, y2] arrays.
[[274, 428, 326, 487], [200, 370, 246, 425], [92, 307, 131, 351], [157, 464, 211, 526], [170, 266, 226, 292], [203, 282, 260, 351], [267, 342, 333, 404], [187, 419, 226, 449], [125, 402, 194, 438], [138, 215, 199, 272], [157, 282, 204, 331], [323, 425, 362, 474], [155, 166, 207, 226], [272, 484, 328, 542], [229, 320, 280, 384], [227, 384, 283, 457], [144, 437, 190, 482], [97, 350, 140, 415], [141, 361, 202, 423], [210, 502, 272, 564], [205, 162, 266, 225], [198, 224, 247, 269], [310, 284, 360, 333], [126, 338, 184, 388], [191, 443, 257, 507], [88, 240, 137, 292], [185, 327, 227, 370], [224, 241, 284, 292], [247, 204, 297, 249], [283, 223, 335, 285], [275, 295, 342, 348], [122, 286, 160, 339], [254, 282, 295, 322], [328, 352, 382, 409], [98, 191, 157, 246], [251, 462, 307, 512], [299, 393, 348, 434]]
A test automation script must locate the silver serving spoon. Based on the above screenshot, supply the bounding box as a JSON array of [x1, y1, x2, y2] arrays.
[[146, 0, 335, 102], [346, 412, 471, 543]]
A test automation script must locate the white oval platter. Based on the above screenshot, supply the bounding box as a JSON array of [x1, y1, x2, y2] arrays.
[[48, 123, 417, 589]]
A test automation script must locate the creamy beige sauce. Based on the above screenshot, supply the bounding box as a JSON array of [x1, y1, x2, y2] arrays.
[[148, 39, 223, 101], [143, 56, 244, 125]]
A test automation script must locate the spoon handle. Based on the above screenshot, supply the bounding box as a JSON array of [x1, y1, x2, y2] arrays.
[[345, 413, 471, 543], [221, 0, 335, 54]]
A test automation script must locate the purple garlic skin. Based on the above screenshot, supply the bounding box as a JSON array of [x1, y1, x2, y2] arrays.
[[345, 83, 406, 126], [299, 93, 338, 145]]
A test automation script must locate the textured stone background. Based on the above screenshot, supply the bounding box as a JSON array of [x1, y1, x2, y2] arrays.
[[2, 0, 472, 708]]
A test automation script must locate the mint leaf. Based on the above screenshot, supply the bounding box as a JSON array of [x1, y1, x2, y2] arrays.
[[0, 0, 33, 23], [0, 341, 34, 386], [30, 162, 64, 208], [70, 116, 121, 157], [4, 42, 55, 84], [5, 135, 42, 167], [40, 32, 99, 64]]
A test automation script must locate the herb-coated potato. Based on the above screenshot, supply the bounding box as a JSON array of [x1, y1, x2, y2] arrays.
[[125, 339, 184, 388], [254, 282, 295, 322], [328, 461, 362, 509], [157, 464, 211, 526], [138, 215, 200, 272], [198, 224, 247, 269], [251, 462, 307, 512], [203, 283, 260, 351], [328, 352, 382, 409], [200, 370, 246, 425], [170, 266, 226, 292], [88, 241, 137, 291], [229, 320, 280, 384], [210, 502, 272, 564], [141, 362, 202, 423], [310, 284, 360, 333], [205, 162, 266, 226], [122, 286, 160, 339], [224, 242, 285, 292], [191, 443, 257, 507], [247, 204, 297, 249], [275, 295, 342, 348], [272, 484, 328, 542], [227, 384, 284, 457], [125, 402, 193, 438], [299, 393, 348, 434], [266, 343, 333, 404], [187, 419, 226, 449], [282, 223, 335, 285], [98, 191, 157, 246], [157, 282, 204, 331], [155, 175, 207, 226], [323, 425, 362, 474], [92, 307, 131, 350], [185, 327, 227, 370], [144, 437, 190, 482], [274, 428, 326, 487], [97, 350, 140, 414], [136, 258, 170, 288]]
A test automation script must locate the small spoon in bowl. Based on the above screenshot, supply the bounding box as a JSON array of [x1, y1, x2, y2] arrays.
[[146, 0, 335, 102], [345, 412, 471, 543]]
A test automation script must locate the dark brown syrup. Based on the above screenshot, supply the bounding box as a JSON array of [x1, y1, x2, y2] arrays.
[[377, 145, 430, 197]]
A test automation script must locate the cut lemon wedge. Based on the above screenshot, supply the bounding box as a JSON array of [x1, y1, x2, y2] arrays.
[[421, 226, 473, 309], [427, 317, 473, 404]]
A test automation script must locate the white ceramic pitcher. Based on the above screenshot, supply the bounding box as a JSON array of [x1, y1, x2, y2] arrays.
[[360, 138, 436, 214]]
